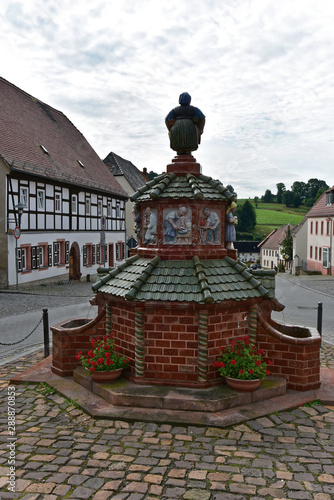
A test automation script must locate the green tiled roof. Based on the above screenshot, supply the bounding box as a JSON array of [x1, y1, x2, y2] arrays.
[[92, 255, 269, 304], [130, 173, 236, 203]]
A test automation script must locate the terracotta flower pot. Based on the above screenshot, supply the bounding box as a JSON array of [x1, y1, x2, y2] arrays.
[[225, 376, 261, 392], [90, 368, 123, 382]]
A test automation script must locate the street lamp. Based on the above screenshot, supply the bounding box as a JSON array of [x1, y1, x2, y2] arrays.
[[14, 202, 25, 290]]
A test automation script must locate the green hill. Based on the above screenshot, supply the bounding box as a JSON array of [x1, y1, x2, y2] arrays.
[[237, 200, 308, 240]]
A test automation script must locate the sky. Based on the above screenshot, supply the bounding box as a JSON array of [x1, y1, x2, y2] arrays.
[[1, 0, 334, 198]]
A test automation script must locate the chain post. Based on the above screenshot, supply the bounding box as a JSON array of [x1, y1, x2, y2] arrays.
[[317, 302, 323, 341], [43, 308, 50, 357]]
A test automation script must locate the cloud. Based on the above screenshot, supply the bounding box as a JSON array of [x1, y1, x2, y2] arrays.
[[1, 0, 334, 197]]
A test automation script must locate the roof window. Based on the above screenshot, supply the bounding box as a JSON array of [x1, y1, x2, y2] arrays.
[[77, 160, 85, 168], [40, 144, 49, 155], [326, 189, 334, 206]]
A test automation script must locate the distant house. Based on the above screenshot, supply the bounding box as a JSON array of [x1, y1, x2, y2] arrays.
[[103, 152, 148, 246], [0, 78, 127, 288], [234, 241, 260, 264], [291, 217, 308, 275], [305, 186, 334, 275], [258, 225, 297, 271]]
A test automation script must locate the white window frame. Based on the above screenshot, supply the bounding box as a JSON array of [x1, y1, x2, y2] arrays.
[[85, 198, 91, 216], [98, 200, 103, 217], [55, 193, 61, 212], [71, 195, 77, 214], [37, 190, 45, 210], [20, 187, 29, 207], [323, 247, 330, 268], [107, 201, 112, 217], [17, 248, 26, 271]]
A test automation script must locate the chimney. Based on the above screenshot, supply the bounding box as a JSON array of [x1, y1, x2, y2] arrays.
[[143, 167, 147, 176]]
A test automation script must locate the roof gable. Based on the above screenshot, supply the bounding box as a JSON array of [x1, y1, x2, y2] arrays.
[[0, 78, 127, 197], [259, 225, 296, 250], [306, 187, 334, 218], [104, 152, 147, 191]]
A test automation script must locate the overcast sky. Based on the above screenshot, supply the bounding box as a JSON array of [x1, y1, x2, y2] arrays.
[[1, 0, 334, 198]]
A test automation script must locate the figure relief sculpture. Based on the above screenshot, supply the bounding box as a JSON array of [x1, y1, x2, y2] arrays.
[[143, 207, 157, 245], [163, 206, 192, 244], [225, 201, 238, 249], [165, 92, 205, 154], [199, 208, 221, 245]]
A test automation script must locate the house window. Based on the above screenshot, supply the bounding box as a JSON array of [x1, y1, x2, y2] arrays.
[[17, 248, 26, 271], [327, 221, 330, 236], [107, 201, 112, 217], [310, 221, 313, 234], [53, 242, 60, 265], [92, 245, 96, 265], [310, 246, 313, 259], [55, 193, 61, 212], [20, 187, 29, 207], [315, 222, 318, 235], [315, 247, 318, 260], [323, 247, 330, 268], [31, 246, 40, 269], [116, 202, 121, 218], [319, 247, 322, 262], [83, 245, 88, 266], [48, 245, 52, 267], [96, 244, 101, 264], [98, 200, 103, 217], [71, 195, 77, 214], [37, 190, 45, 210], [85, 198, 91, 215], [65, 241, 70, 264], [326, 191, 334, 205], [321, 221, 324, 235]]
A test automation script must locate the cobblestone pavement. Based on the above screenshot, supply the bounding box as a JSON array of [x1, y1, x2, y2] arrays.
[[1, 348, 334, 499]]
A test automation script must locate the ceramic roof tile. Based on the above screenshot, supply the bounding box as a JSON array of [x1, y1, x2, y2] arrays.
[[94, 255, 270, 303], [130, 172, 236, 203]]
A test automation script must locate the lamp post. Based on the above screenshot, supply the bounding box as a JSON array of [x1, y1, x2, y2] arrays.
[[14, 202, 25, 290]]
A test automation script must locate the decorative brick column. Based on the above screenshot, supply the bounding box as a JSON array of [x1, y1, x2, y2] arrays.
[[135, 307, 145, 378], [197, 309, 208, 382], [248, 305, 257, 344]]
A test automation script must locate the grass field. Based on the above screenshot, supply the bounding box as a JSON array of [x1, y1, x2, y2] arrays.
[[237, 200, 308, 240]]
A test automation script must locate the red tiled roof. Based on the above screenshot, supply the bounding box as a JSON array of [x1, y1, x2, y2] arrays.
[[305, 187, 334, 218], [0, 77, 127, 197], [259, 225, 296, 250]]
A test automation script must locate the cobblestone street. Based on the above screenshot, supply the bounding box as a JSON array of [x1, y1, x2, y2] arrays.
[[1, 348, 334, 500]]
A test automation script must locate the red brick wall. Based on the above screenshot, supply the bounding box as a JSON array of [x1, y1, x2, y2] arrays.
[[257, 326, 321, 391]]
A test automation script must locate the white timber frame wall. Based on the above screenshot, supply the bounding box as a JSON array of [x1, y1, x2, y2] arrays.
[[6, 175, 126, 286]]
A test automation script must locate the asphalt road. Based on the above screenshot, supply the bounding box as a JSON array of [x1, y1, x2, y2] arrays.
[[272, 274, 334, 345]]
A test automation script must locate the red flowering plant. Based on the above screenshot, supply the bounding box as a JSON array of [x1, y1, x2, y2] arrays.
[[213, 336, 272, 380], [76, 333, 130, 373]]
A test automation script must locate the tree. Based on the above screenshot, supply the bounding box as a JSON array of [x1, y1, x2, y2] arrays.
[[276, 183, 286, 204], [281, 225, 293, 262], [262, 189, 273, 203], [236, 199, 256, 232], [283, 190, 295, 207], [306, 178, 328, 199], [146, 171, 159, 180], [254, 196, 259, 208], [291, 181, 307, 201]]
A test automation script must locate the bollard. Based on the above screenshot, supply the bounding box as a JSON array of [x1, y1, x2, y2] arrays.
[[43, 308, 50, 358], [317, 302, 323, 339]]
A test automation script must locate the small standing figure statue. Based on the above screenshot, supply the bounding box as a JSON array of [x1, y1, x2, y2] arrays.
[[225, 202, 238, 249], [165, 92, 205, 155]]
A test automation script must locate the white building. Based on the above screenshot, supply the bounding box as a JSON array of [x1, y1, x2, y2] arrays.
[[305, 186, 334, 275], [0, 77, 128, 288]]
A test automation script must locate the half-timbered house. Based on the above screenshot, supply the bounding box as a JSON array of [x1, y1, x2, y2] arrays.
[[0, 77, 128, 288]]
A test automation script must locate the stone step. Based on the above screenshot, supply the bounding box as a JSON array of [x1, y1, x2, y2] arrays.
[[74, 366, 287, 413]]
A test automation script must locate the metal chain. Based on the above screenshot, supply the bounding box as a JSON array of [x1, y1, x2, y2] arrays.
[[0, 317, 43, 346]]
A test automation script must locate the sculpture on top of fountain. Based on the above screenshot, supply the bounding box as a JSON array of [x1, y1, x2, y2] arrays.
[[165, 92, 205, 155]]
